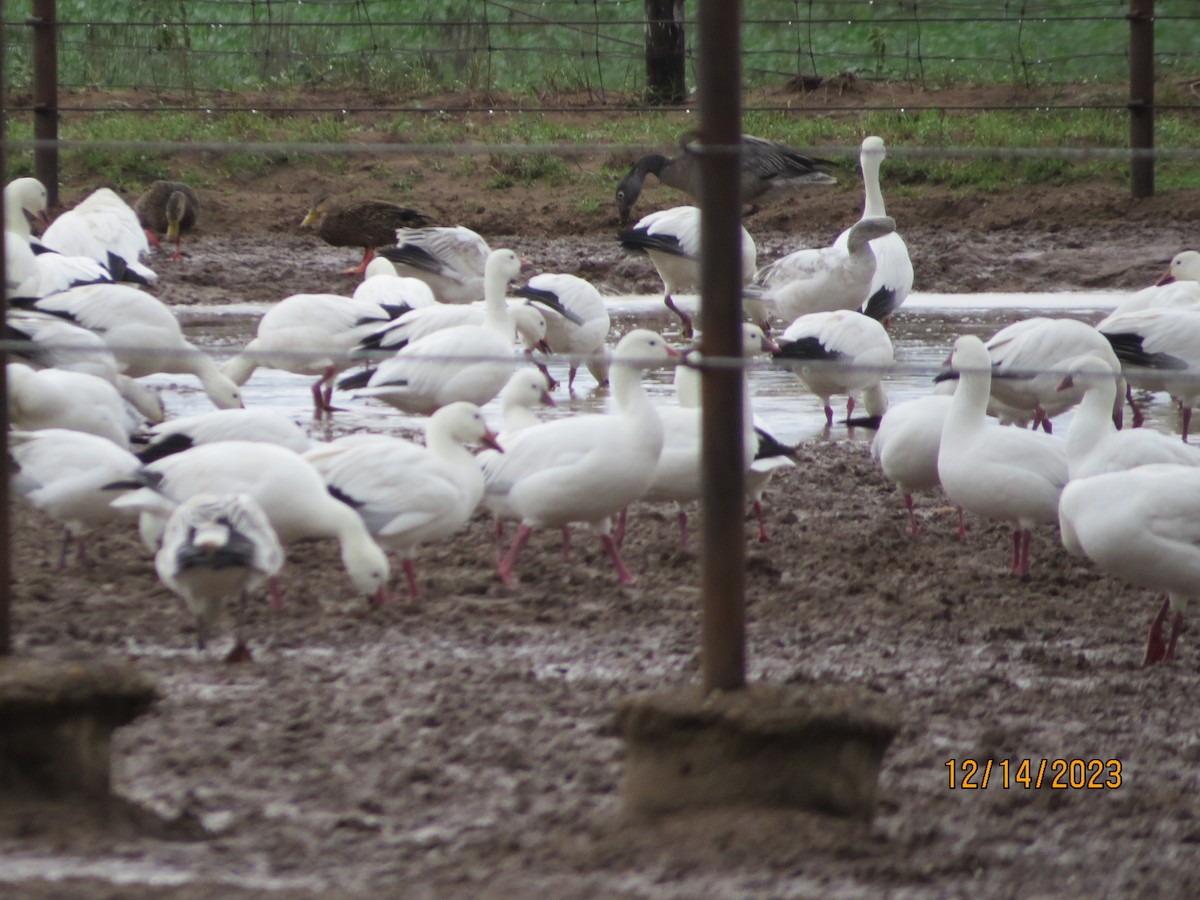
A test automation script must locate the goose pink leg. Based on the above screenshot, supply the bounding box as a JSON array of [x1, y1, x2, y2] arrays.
[[601, 533, 637, 584], [1144, 597, 1172, 665], [402, 559, 420, 601], [753, 500, 771, 543], [904, 494, 922, 536], [497, 523, 534, 585]]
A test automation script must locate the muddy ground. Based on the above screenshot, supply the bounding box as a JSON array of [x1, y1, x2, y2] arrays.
[[6, 91, 1200, 897]]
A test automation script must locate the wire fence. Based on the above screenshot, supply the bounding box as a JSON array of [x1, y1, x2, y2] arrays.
[[4, 0, 1200, 100]]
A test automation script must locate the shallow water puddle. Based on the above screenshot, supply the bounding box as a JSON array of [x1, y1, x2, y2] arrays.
[[159, 289, 1148, 447]]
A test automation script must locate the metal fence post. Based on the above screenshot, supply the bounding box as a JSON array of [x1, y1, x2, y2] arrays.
[[30, 0, 59, 208], [644, 0, 685, 105], [1129, 0, 1155, 198], [697, 0, 746, 693]]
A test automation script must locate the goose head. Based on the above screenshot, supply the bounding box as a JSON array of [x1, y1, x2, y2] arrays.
[[612, 328, 680, 370], [510, 304, 550, 353], [500, 369, 555, 411], [429, 400, 503, 452], [845, 216, 897, 253], [4, 177, 49, 233], [1158, 250, 1200, 286]]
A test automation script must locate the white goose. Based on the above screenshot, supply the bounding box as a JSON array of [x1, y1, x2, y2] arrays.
[[746, 216, 895, 326], [938, 334, 1069, 575], [11, 283, 243, 410], [482, 329, 677, 585], [378, 225, 492, 304], [5, 177, 120, 293], [155, 492, 284, 661], [618, 205, 757, 337], [303, 402, 500, 601], [41, 186, 157, 284], [11, 428, 143, 569], [1105, 251, 1200, 319], [221, 292, 398, 415], [8, 362, 137, 448], [1058, 463, 1200, 664], [833, 137, 914, 322], [646, 323, 780, 548], [513, 272, 613, 391], [1059, 355, 1200, 479], [980, 316, 1125, 433], [134, 408, 312, 464], [348, 249, 532, 415], [773, 309, 893, 427], [870, 393, 955, 536], [1096, 306, 1200, 439], [7, 309, 165, 423], [351, 256, 438, 311], [110, 441, 390, 602]]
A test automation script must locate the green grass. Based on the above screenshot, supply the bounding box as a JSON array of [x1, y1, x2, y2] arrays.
[[4, 84, 1199, 200], [4, 2, 1198, 95]]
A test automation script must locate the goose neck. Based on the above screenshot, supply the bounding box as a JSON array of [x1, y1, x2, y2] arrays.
[[861, 153, 887, 218]]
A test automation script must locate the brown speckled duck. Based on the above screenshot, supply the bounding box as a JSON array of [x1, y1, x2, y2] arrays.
[[135, 180, 200, 260], [301, 194, 431, 274]]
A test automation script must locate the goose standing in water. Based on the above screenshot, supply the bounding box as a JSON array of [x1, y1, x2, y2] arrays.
[[773, 309, 893, 428], [347, 249, 534, 415], [156, 492, 284, 662], [833, 137, 914, 323], [618, 205, 757, 338], [482, 330, 677, 585]]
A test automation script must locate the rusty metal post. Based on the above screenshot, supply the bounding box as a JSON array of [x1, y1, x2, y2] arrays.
[[697, 0, 745, 692], [1129, 0, 1155, 198], [30, 0, 59, 208], [1, 0, 11, 656], [644, 0, 686, 105]]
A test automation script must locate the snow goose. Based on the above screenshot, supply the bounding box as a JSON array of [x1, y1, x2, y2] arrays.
[[1105, 252, 1200, 319], [347, 249, 533, 415], [482, 329, 678, 585], [301, 194, 430, 274], [134, 408, 312, 464], [134, 181, 200, 261], [662, 323, 784, 544], [615, 134, 836, 225], [871, 393, 954, 536], [938, 334, 1069, 575], [1058, 463, 1200, 663], [772, 309, 893, 427], [11, 428, 143, 569], [303, 402, 500, 601], [155, 492, 284, 661], [110, 441, 390, 601], [982, 316, 1125, 433], [11, 283, 243, 410], [618, 205, 758, 338], [378, 225, 492, 304], [8, 362, 137, 447], [7, 309, 165, 423], [1096, 307, 1200, 439], [832, 137, 914, 322], [351, 257, 438, 311], [41, 186, 157, 284], [1059, 355, 1200, 478], [221, 292, 398, 415], [5, 177, 123, 293], [513, 273, 612, 391], [746, 217, 895, 327]]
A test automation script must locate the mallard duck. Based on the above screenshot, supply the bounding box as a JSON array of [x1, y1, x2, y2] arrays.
[[135, 180, 200, 261], [301, 194, 431, 274]]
